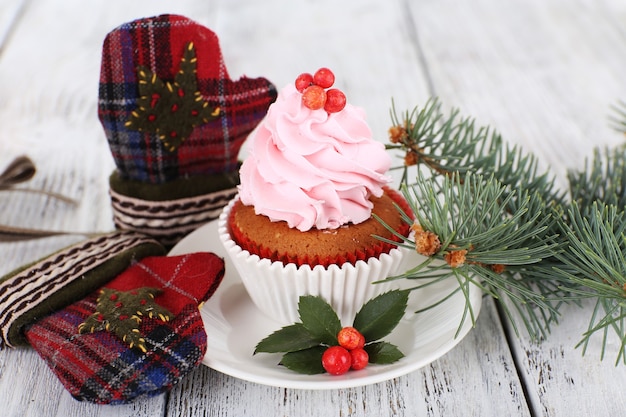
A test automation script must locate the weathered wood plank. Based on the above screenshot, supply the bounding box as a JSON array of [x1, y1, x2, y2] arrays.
[[507, 300, 626, 416], [211, 0, 429, 140], [0, 0, 28, 54], [406, 0, 626, 416], [407, 0, 626, 185]]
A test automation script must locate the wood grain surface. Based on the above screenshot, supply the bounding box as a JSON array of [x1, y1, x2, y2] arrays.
[[0, 0, 624, 416]]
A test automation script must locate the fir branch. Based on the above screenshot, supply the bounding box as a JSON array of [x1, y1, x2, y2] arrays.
[[405, 170, 558, 265], [387, 98, 566, 208], [568, 147, 626, 213], [384, 98, 575, 339], [384, 97, 626, 361], [554, 202, 626, 364], [385, 170, 566, 340], [608, 100, 626, 134]]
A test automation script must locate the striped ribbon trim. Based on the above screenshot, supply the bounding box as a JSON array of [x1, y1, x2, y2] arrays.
[[109, 187, 237, 247], [0, 232, 159, 348]]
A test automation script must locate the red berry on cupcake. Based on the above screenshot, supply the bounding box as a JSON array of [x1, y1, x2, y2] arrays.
[[313, 67, 335, 89], [295, 73, 314, 92], [324, 89, 346, 113], [302, 85, 327, 110]]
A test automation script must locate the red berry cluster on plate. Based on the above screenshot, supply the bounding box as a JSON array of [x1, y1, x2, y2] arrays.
[[295, 68, 347, 113], [322, 327, 369, 375]]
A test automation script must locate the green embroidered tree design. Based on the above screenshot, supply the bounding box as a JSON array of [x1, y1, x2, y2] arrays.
[[78, 287, 172, 353], [124, 41, 221, 152]]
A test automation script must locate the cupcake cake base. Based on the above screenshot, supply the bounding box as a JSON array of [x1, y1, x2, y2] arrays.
[[218, 192, 410, 324], [228, 188, 410, 268]]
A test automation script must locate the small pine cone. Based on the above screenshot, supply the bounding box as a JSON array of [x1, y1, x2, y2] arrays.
[[404, 151, 419, 166], [388, 125, 407, 143], [444, 249, 468, 268], [412, 223, 441, 256], [491, 264, 506, 274]]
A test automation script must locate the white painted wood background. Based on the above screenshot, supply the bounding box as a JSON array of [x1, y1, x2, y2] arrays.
[[0, 0, 625, 416]]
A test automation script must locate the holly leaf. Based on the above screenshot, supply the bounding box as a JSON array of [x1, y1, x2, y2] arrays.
[[353, 290, 409, 342], [254, 323, 319, 354], [298, 295, 342, 346], [364, 341, 405, 364], [279, 346, 327, 375]]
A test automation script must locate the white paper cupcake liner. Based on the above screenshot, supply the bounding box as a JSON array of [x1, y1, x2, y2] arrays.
[[218, 197, 406, 325]]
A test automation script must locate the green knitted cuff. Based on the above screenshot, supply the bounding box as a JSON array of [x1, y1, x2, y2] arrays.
[[109, 169, 239, 201], [109, 169, 239, 248], [0, 232, 165, 348]]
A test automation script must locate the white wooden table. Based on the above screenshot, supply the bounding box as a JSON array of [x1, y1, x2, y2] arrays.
[[1, 0, 625, 416]]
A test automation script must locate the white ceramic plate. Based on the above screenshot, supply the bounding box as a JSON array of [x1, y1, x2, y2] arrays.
[[169, 220, 482, 390]]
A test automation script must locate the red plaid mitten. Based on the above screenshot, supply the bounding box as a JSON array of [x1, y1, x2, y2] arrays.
[[99, 14, 277, 247], [25, 252, 224, 404]]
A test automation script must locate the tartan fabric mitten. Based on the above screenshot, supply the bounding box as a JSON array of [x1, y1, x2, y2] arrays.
[[0, 231, 165, 349], [99, 14, 277, 247], [25, 252, 225, 404]]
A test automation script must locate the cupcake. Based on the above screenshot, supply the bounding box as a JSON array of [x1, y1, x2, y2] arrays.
[[218, 68, 411, 324]]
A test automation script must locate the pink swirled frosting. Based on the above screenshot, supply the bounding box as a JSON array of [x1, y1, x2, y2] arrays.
[[238, 83, 391, 232]]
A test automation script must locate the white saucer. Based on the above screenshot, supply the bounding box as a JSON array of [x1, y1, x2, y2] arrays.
[[169, 220, 482, 390]]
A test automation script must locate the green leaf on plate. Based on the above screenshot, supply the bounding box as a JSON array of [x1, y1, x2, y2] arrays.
[[279, 346, 327, 374], [254, 323, 319, 354], [298, 295, 342, 346], [353, 290, 409, 342], [365, 341, 405, 364]]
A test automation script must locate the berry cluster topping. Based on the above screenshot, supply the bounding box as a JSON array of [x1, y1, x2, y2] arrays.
[[295, 68, 347, 114]]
